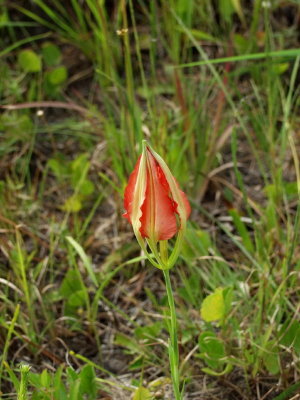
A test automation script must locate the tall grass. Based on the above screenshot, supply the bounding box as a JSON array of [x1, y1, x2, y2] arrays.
[[0, 0, 299, 398]]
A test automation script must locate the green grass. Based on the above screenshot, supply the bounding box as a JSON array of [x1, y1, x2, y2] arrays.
[[0, 0, 300, 398]]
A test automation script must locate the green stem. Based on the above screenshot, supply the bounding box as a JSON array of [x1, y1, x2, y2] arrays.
[[18, 364, 30, 400], [163, 269, 181, 400]]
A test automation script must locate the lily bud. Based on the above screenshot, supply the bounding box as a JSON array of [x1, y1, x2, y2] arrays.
[[123, 141, 190, 267]]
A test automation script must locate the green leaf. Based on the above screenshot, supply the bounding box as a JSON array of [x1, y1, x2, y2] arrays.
[[271, 63, 290, 75], [54, 366, 67, 400], [177, 48, 300, 69], [66, 236, 98, 286], [62, 194, 82, 212], [233, 33, 250, 54], [198, 331, 226, 360], [132, 387, 152, 400], [265, 181, 299, 201], [79, 365, 97, 397], [201, 288, 225, 322], [134, 322, 162, 341], [198, 331, 227, 371], [219, 0, 234, 23], [68, 290, 86, 307], [228, 209, 254, 253], [47, 156, 69, 180], [69, 380, 81, 400], [40, 369, 50, 387], [60, 270, 82, 298], [71, 154, 89, 187], [66, 367, 79, 383], [129, 355, 144, 371], [187, 29, 219, 43], [273, 382, 300, 400], [262, 342, 280, 375], [18, 49, 42, 72], [279, 320, 300, 354], [78, 179, 94, 196], [47, 66, 68, 85], [0, 113, 33, 141], [28, 372, 42, 389], [223, 287, 233, 316], [42, 42, 61, 66], [3, 362, 20, 392]]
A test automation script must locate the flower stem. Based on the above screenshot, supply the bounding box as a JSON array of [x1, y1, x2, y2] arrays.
[[163, 269, 181, 400]]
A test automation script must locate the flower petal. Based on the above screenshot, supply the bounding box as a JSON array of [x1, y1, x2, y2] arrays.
[[123, 155, 141, 223], [146, 145, 191, 227], [139, 151, 177, 241], [175, 185, 191, 220]]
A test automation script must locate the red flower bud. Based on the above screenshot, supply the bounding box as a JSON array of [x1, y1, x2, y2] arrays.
[[124, 142, 191, 243]]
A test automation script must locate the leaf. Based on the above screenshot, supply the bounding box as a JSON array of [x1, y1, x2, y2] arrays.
[[66, 367, 79, 383], [132, 387, 152, 400], [198, 331, 226, 370], [71, 154, 89, 187], [60, 270, 82, 298], [233, 34, 250, 54], [78, 179, 94, 196], [134, 322, 162, 340], [129, 355, 144, 371], [228, 209, 254, 253], [265, 182, 299, 201], [271, 63, 290, 75], [66, 236, 98, 286], [18, 49, 41, 72], [223, 287, 233, 316], [273, 382, 300, 400], [54, 366, 67, 400], [219, 0, 234, 23], [42, 42, 61, 66], [68, 290, 86, 307], [69, 380, 81, 400], [189, 29, 219, 43], [47, 66, 68, 85], [262, 342, 280, 375], [28, 372, 42, 389], [201, 287, 225, 322], [1, 113, 33, 140], [177, 48, 300, 69], [279, 320, 300, 354], [198, 331, 226, 360], [40, 369, 50, 387], [47, 156, 69, 180], [62, 195, 82, 212], [3, 361, 20, 391], [79, 365, 97, 398]]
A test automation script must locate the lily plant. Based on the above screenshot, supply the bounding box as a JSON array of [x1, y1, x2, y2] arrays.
[[123, 140, 191, 400]]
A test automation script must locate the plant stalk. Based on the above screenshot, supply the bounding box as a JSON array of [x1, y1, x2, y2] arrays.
[[163, 269, 181, 400]]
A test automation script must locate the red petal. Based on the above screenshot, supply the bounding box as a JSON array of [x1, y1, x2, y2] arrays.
[[181, 190, 191, 218], [123, 156, 141, 223], [139, 152, 178, 240], [177, 188, 191, 219], [170, 176, 191, 221]]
